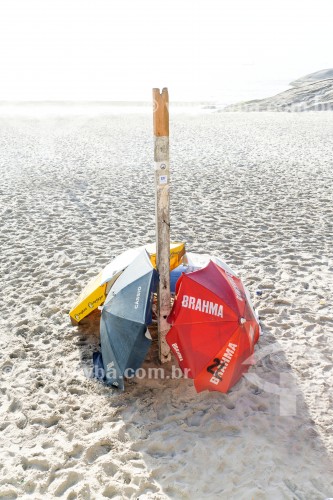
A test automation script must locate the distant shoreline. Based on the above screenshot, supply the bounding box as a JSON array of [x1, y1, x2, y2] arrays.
[[0, 100, 216, 107]]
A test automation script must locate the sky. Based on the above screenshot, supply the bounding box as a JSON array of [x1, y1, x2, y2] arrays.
[[0, 0, 332, 103]]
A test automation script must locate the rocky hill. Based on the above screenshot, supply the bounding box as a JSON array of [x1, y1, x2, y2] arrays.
[[224, 69, 333, 112], [290, 68, 333, 87]]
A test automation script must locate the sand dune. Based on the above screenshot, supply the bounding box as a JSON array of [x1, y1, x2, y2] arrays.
[[0, 107, 332, 499]]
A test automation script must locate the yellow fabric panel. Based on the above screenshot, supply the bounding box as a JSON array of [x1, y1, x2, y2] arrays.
[[69, 272, 106, 322], [69, 242, 186, 324], [147, 241, 186, 270]]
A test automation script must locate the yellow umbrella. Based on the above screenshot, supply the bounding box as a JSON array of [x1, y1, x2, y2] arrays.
[[69, 242, 185, 324]]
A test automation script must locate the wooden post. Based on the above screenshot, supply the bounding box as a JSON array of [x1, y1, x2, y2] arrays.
[[153, 87, 171, 363]]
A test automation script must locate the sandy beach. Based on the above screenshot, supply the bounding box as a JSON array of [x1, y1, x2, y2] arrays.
[[0, 105, 332, 499]]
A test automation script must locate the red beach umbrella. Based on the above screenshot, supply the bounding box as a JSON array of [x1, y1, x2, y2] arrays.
[[166, 261, 260, 393]]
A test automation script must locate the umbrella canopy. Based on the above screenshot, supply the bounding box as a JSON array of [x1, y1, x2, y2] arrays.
[[166, 260, 260, 393], [170, 252, 239, 294], [182, 252, 237, 276], [171, 252, 259, 325], [69, 242, 185, 323], [99, 249, 158, 390]]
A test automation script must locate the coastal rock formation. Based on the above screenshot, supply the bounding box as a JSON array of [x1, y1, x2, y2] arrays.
[[290, 68, 333, 87], [224, 69, 333, 111]]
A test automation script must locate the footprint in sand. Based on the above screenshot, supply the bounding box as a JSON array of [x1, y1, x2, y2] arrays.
[[50, 470, 82, 497], [84, 441, 113, 464], [21, 456, 50, 472]]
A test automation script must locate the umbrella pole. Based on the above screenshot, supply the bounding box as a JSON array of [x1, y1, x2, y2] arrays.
[[153, 87, 171, 363]]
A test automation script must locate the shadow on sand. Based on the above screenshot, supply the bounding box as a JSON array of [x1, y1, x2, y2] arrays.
[[74, 312, 333, 500]]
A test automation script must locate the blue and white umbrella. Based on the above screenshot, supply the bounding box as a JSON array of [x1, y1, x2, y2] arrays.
[[95, 249, 158, 390]]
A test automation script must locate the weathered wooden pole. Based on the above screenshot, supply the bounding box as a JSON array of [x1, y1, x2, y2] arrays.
[[153, 87, 171, 363]]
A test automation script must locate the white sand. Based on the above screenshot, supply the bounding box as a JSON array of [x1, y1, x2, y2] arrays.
[[0, 107, 332, 499]]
